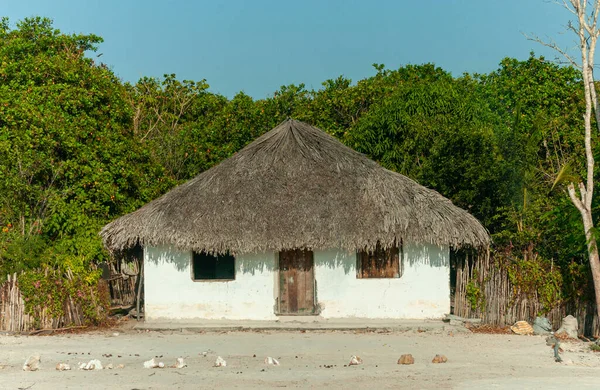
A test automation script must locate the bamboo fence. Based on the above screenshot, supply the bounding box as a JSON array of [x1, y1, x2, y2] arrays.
[[453, 250, 600, 337], [0, 270, 94, 332], [0, 263, 133, 332], [0, 273, 34, 332]]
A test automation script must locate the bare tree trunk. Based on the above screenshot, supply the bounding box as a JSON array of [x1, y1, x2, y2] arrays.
[[587, 223, 600, 319], [575, 201, 600, 319], [567, 0, 600, 321], [571, 0, 600, 323], [533, 0, 600, 321]]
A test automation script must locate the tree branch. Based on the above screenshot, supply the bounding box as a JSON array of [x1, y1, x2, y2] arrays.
[[550, 0, 577, 15], [568, 182, 585, 212], [523, 33, 581, 68]]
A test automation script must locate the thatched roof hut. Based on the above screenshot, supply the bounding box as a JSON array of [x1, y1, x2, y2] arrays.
[[101, 119, 489, 254]]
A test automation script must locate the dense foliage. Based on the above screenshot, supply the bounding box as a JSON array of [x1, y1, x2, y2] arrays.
[[0, 17, 596, 314]]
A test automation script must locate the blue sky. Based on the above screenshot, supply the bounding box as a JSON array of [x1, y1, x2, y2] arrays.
[[4, 0, 575, 98]]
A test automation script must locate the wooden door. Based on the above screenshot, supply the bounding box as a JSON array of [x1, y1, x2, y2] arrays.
[[278, 249, 316, 315]]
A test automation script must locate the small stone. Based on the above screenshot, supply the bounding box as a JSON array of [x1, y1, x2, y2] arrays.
[[55, 363, 71, 371], [397, 354, 414, 365], [349, 355, 363, 365], [444, 314, 463, 322], [112, 332, 120, 337], [546, 335, 558, 346], [105, 363, 113, 370], [116, 364, 125, 369], [23, 355, 41, 371], [432, 354, 448, 363]]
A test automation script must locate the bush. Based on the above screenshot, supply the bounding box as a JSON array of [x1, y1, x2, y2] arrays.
[[18, 267, 109, 327]]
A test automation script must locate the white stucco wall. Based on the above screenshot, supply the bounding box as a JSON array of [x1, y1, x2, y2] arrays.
[[314, 244, 450, 319], [143, 243, 450, 321], [144, 246, 278, 321]]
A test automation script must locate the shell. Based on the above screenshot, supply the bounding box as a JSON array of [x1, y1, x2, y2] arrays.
[[214, 356, 227, 367], [264, 357, 280, 366], [511, 321, 534, 335], [349, 355, 363, 365], [56, 363, 71, 371]]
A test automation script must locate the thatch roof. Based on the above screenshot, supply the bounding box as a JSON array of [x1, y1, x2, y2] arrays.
[[101, 119, 489, 253]]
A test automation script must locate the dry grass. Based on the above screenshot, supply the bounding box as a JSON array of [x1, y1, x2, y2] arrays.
[[31, 317, 121, 336], [468, 324, 512, 334]]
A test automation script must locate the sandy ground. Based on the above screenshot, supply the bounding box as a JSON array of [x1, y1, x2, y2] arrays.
[[0, 326, 599, 390]]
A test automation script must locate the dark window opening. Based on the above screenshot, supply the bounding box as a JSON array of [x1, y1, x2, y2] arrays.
[[192, 251, 235, 281], [357, 242, 403, 279]]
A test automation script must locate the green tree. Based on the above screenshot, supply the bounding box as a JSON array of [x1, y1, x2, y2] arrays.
[[345, 73, 509, 228], [126, 74, 228, 181], [0, 17, 164, 276], [303, 63, 452, 137], [478, 54, 587, 267]]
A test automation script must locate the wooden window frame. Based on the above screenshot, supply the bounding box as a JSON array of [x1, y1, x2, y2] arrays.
[[191, 251, 236, 282], [356, 241, 403, 279]]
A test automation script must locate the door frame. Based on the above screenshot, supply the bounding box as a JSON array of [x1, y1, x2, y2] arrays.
[[275, 249, 318, 316]]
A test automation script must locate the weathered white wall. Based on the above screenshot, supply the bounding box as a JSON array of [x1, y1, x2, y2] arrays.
[[314, 244, 450, 319], [144, 246, 278, 321], [144, 243, 450, 321]]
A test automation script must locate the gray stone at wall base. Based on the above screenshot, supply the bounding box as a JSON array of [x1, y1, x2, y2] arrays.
[[444, 314, 482, 326], [443, 325, 471, 333], [533, 317, 552, 335], [128, 308, 144, 319]]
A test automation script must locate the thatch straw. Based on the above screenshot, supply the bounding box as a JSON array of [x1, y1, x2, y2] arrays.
[[101, 119, 489, 253]]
